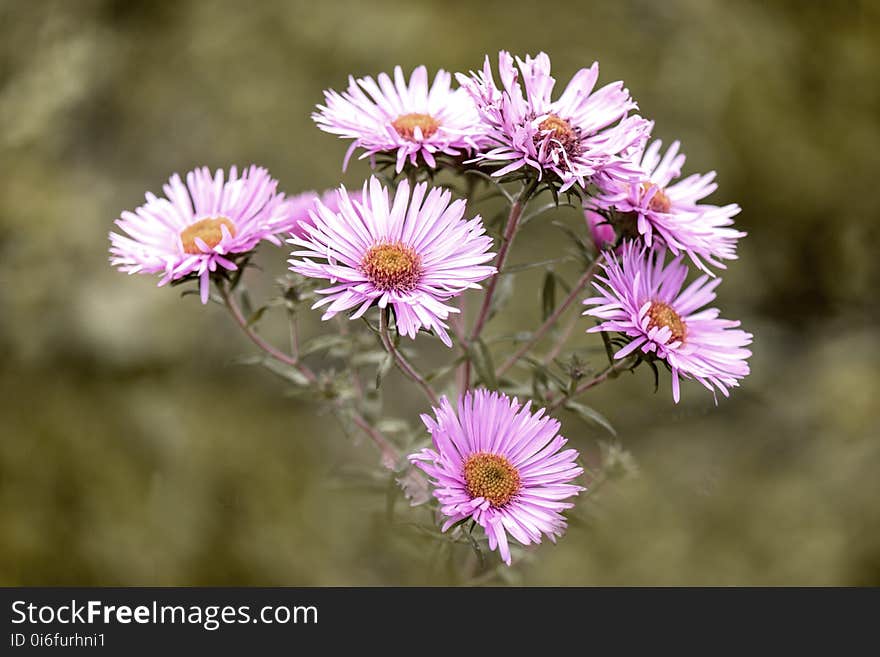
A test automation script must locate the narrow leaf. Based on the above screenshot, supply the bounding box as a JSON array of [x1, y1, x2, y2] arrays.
[[375, 352, 393, 389], [302, 334, 350, 356], [563, 400, 617, 436], [259, 358, 310, 386], [541, 271, 556, 321], [469, 339, 498, 389], [239, 289, 254, 320], [246, 305, 268, 327], [488, 272, 515, 321]]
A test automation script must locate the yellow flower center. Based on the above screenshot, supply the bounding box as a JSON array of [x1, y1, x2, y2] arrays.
[[536, 113, 582, 159], [391, 113, 440, 141], [180, 217, 236, 255], [647, 300, 687, 343], [538, 114, 573, 140], [361, 242, 422, 292], [464, 452, 521, 508], [641, 182, 672, 213]]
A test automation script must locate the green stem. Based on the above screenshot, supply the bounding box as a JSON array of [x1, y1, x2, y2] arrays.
[[222, 281, 397, 468], [547, 358, 634, 412], [497, 253, 605, 378], [464, 178, 539, 389], [220, 282, 317, 384], [379, 308, 440, 407]]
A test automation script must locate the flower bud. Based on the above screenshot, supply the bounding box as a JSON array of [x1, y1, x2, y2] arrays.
[[584, 209, 616, 250]]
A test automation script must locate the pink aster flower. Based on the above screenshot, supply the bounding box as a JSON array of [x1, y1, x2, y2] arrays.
[[457, 51, 651, 191], [583, 242, 752, 403], [410, 389, 584, 565], [288, 177, 495, 347], [312, 65, 484, 173], [109, 165, 293, 303], [590, 138, 745, 273], [283, 188, 363, 239]]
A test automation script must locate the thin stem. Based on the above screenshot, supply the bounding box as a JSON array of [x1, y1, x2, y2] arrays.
[[547, 358, 633, 412], [469, 179, 538, 341], [463, 178, 538, 390], [222, 282, 396, 467], [350, 410, 399, 470], [335, 315, 365, 403], [496, 253, 605, 378], [449, 298, 467, 346], [287, 309, 300, 361], [220, 282, 317, 384], [541, 312, 579, 367], [455, 292, 470, 393], [379, 308, 440, 407]]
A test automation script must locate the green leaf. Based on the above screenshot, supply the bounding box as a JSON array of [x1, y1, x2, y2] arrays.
[[520, 200, 579, 227], [302, 334, 350, 356], [465, 523, 486, 572], [170, 274, 198, 287], [425, 353, 466, 382], [360, 315, 381, 337], [527, 357, 559, 403], [468, 339, 498, 389], [227, 257, 250, 291], [551, 220, 591, 266], [488, 272, 515, 321], [375, 418, 410, 433], [522, 355, 568, 388], [259, 358, 311, 386], [600, 329, 616, 365], [239, 289, 254, 320], [551, 220, 583, 249], [501, 256, 575, 275], [563, 401, 616, 436], [541, 270, 556, 321], [647, 359, 660, 393], [246, 305, 268, 327], [350, 349, 388, 367], [375, 352, 393, 389]]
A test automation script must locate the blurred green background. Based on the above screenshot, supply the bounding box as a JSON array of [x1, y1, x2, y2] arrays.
[[1, 0, 878, 585]]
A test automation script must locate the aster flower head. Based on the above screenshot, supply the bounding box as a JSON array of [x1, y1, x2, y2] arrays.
[[410, 389, 584, 565], [457, 51, 651, 192], [312, 65, 484, 173], [583, 242, 752, 403], [288, 176, 496, 347], [109, 165, 293, 303], [590, 137, 745, 274]]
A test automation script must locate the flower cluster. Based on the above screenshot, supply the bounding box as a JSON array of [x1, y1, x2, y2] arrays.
[[109, 50, 751, 570]]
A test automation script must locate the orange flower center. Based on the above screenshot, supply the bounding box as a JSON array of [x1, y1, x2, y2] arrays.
[[647, 300, 687, 343], [180, 217, 236, 255], [391, 113, 440, 141], [464, 452, 521, 508], [641, 182, 672, 213], [361, 242, 422, 292]]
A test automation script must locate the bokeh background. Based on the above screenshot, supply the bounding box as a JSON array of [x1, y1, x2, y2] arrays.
[[1, 0, 878, 585]]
